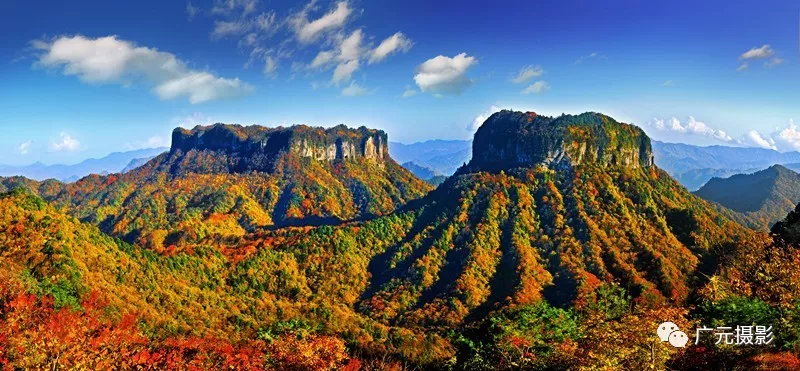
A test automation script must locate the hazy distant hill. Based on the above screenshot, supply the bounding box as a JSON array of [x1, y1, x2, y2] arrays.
[[694, 165, 800, 230], [0, 147, 167, 182], [121, 155, 159, 173], [652, 141, 800, 190], [389, 139, 471, 175]]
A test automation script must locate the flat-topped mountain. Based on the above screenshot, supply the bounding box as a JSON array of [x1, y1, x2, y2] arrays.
[[468, 110, 654, 171], [172, 124, 387, 169], [17, 123, 430, 248]]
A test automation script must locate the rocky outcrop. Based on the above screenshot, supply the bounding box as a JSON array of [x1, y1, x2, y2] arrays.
[[468, 110, 654, 171], [171, 123, 388, 162]]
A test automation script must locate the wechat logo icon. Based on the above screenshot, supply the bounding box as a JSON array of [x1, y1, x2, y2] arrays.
[[658, 321, 688, 348]]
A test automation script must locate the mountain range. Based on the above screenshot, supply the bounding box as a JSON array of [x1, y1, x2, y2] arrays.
[[0, 147, 167, 182], [2, 112, 800, 369]]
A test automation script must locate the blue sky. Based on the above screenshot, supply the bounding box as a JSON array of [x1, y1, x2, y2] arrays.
[[0, 0, 798, 165]]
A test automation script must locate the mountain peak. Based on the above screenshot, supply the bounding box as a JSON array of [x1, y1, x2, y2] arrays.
[[171, 123, 388, 163], [467, 110, 654, 171]]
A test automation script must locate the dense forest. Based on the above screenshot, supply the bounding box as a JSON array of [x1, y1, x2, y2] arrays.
[[3, 113, 800, 369]]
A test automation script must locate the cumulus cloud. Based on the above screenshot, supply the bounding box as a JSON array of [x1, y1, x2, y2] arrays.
[[740, 44, 775, 60], [742, 130, 777, 150], [736, 62, 749, 71], [368, 32, 412, 64], [17, 141, 32, 155], [467, 105, 501, 132], [341, 81, 369, 96], [774, 119, 800, 151], [521, 80, 550, 94], [414, 53, 477, 95], [648, 115, 800, 153], [511, 65, 543, 84], [290, 1, 352, 44], [50, 132, 80, 152], [646, 116, 733, 142], [33, 35, 253, 104]]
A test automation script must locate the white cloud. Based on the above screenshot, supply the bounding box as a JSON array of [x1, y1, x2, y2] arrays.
[[50, 132, 80, 152], [172, 112, 215, 129], [742, 130, 777, 150], [775, 119, 800, 151], [332, 59, 359, 83], [263, 55, 278, 75], [511, 65, 543, 84], [414, 53, 477, 95], [740, 44, 774, 60], [646, 116, 733, 143], [736, 63, 749, 71], [521, 80, 550, 94], [368, 32, 412, 64], [661, 80, 674, 87], [765, 58, 784, 68], [338, 29, 363, 62], [34, 35, 253, 104], [467, 105, 501, 132], [124, 135, 171, 150], [291, 1, 352, 44], [341, 81, 369, 96], [309, 50, 336, 69], [17, 141, 32, 155], [401, 86, 417, 98]]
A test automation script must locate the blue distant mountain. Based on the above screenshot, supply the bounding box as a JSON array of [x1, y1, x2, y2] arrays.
[[0, 147, 167, 182], [389, 139, 471, 175]]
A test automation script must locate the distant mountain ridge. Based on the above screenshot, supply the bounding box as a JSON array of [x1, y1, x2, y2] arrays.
[[389, 139, 471, 175], [0, 147, 167, 182], [652, 141, 800, 190], [694, 165, 800, 230]]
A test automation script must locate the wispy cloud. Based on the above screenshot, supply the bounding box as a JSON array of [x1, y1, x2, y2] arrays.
[[511, 65, 543, 84], [401, 86, 417, 98], [521, 80, 550, 94], [740, 44, 774, 60], [368, 32, 413, 64], [17, 141, 32, 155], [33, 35, 253, 104], [738, 44, 783, 71], [341, 81, 370, 96], [574, 52, 606, 64], [290, 1, 352, 44], [661, 80, 674, 87], [196, 0, 411, 86]]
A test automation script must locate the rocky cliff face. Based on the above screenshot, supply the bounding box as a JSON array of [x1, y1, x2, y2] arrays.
[[171, 123, 388, 163], [468, 110, 654, 171]]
